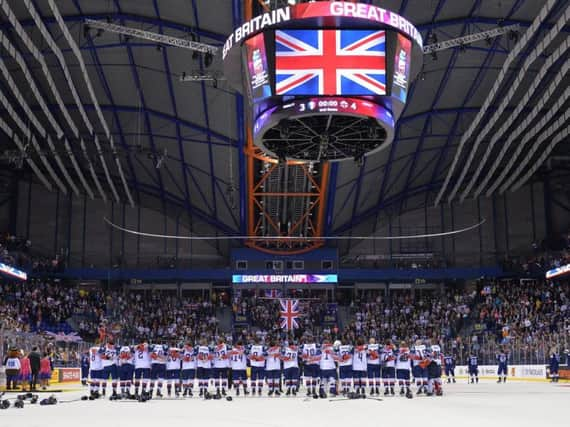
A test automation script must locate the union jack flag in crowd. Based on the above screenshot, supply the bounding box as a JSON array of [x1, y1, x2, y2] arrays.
[[275, 29, 386, 96], [279, 298, 300, 330]]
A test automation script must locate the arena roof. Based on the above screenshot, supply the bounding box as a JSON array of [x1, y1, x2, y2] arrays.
[[0, 0, 568, 254]]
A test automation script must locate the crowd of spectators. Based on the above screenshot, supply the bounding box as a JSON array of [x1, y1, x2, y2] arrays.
[[231, 291, 338, 341], [1, 275, 567, 367], [343, 289, 474, 350], [0, 231, 64, 273]]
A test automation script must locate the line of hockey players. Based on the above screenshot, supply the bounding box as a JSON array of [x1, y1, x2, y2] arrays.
[[85, 336, 449, 400]]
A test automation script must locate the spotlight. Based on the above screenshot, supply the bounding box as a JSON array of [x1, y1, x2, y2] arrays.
[[204, 52, 213, 68], [508, 30, 519, 42], [83, 24, 90, 38], [459, 43, 466, 53], [485, 36, 492, 46], [431, 51, 438, 61], [192, 51, 200, 60], [420, 72, 426, 81], [156, 44, 163, 51], [96, 28, 104, 38]]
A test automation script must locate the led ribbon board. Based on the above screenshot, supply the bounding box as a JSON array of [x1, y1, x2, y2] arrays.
[[233, 274, 338, 284], [0, 262, 28, 280], [546, 264, 570, 280]]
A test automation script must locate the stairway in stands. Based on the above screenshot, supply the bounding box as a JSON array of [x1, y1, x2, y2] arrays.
[[216, 306, 233, 334], [337, 306, 352, 331]]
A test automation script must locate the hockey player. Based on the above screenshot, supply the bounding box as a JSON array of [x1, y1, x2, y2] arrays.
[[100, 340, 119, 397], [181, 343, 196, 396], [80, 350, 90, 386], [337, 340, 353, 396], [118, 345, 134, 397], [426, 345, 443, 396], [89, 346, 103, 396], [133, 342, 151, 396], [150, 343, 168, 397], [247, 338, 266, 396], [468, 352, 479, 384], [212, 338, 230, 396], [196, 339, 213, 397], [396, 341, 413, 398], [229, 341, 248, 396], [549, 349, 560, 383], [411, 344, 428, 394], [381, 340, 397, 396], [496, 349, 509, 383], [265, 339, 282, 396], [166, 347, 182, 397], [367, 338, 381, 395], [282, 341, 300, 396], [319, 340, 338, 398], [352, 337, 368, 397], [300, 336, 320, 398], [444, 353, 456, 383]]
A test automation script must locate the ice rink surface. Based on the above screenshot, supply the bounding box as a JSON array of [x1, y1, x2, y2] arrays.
[[1, 381, 568, 427]]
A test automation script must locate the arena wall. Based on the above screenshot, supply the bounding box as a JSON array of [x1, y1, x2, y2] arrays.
[[347, 183, 555, 267], [14, 182, 226, 269]]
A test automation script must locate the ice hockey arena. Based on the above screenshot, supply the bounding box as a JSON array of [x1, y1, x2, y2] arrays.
[[0, 1, 568, 426]]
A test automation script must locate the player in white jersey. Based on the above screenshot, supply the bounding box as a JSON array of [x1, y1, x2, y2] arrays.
[[181, 343, 196, 397], [150, 344, 168, 397], [396, 342, 413, 398], [337, 341, 353, 395], [247, 339, 266, 396], [100, 340, 119, 396], [118, 345, 134, 397], [196, 339, 213, 396], [265, 339, 282, 396], [229, 341, 248, 396], [426, 345, 444, 396], [411, 343, 428, 394], [381, 340, 397, 396], [352, 337, 368, 396], [212, 338, 230, 396], [133, 342, 151, 396], [367, 338, 381, 395], [282, 342, 300, 396], [300, 338, 320, 398], [89, 346, 103, 396], [319, 340, 338, 398], [166, 348, 182, 397]]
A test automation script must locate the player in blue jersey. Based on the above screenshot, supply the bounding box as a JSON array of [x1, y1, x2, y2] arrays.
[[444, 353, 456, 383], [549, 350, 560, 383], [496, 349, 508, 383], [468, 353, 479, 384], [80, 350, 90, 386]]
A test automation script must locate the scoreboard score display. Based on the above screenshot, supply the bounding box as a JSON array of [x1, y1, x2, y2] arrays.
[[223, 1, 423, 162]]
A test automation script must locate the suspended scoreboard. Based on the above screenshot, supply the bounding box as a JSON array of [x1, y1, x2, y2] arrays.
[[223, 1, 423, 162]]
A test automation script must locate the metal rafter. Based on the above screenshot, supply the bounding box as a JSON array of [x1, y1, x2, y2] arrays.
[[397, 0, 460, 215], [435, 0, 561, 206], [151, 0, 195, 237], [425, 0, 527, 207], [84, 18, 217, 54], [47, 0, 128, 204], [191, 0, 221, 251]]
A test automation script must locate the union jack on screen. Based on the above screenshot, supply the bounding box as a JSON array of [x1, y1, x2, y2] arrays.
[[275, 29, 386, 96]]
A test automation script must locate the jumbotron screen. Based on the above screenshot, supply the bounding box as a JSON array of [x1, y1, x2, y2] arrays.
[[275, 29, 386, 96], [244, 33, 272, 101]]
